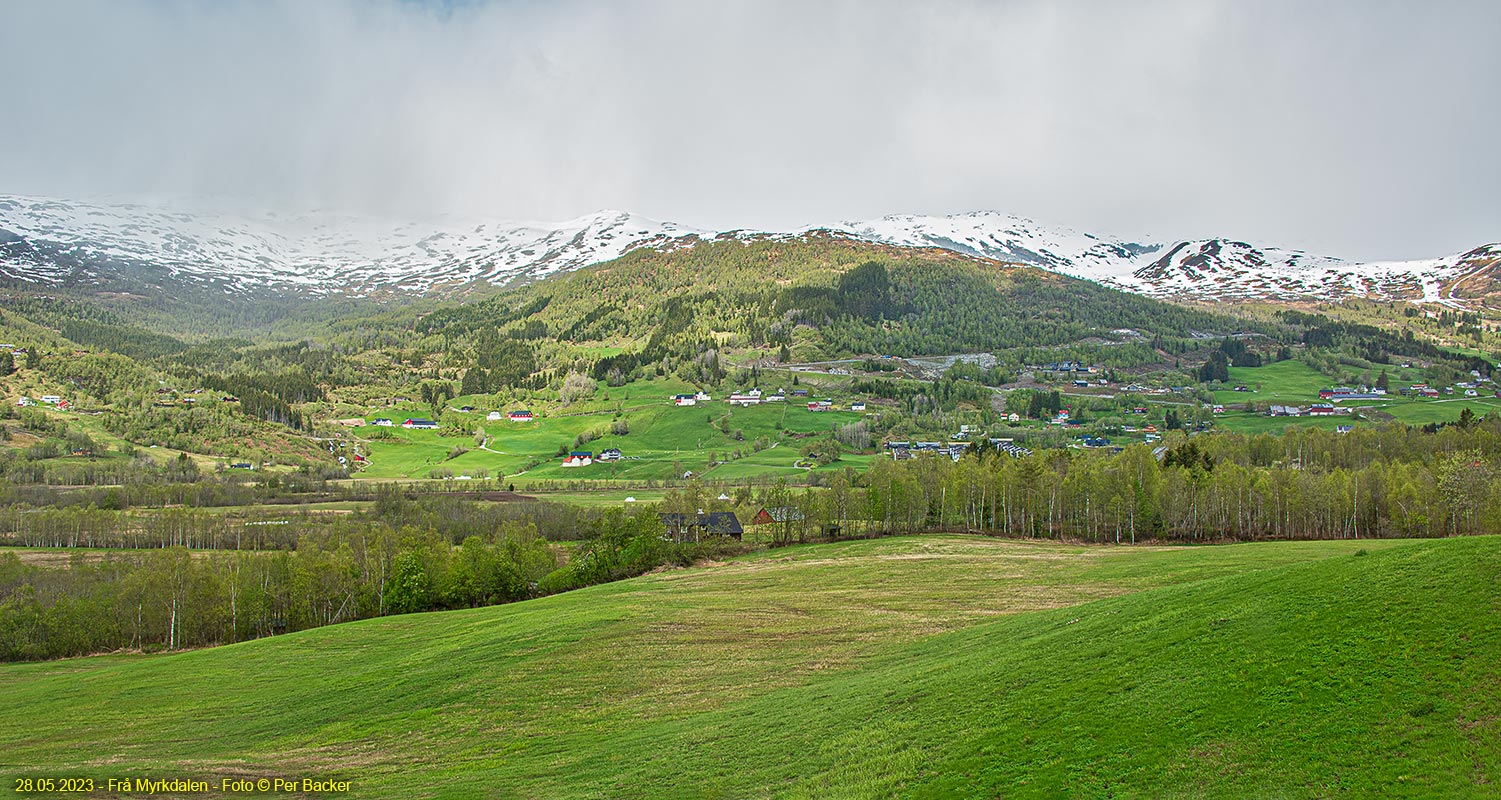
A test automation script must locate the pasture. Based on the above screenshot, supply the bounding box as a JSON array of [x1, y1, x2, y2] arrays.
[[3, 534, 1493, 797]]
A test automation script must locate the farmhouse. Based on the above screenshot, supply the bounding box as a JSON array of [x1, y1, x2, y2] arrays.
[[402, 418, 439, 429], [728, 393, 761, 406], [752, 506, 806, 525], [507, 410, 534, 421], [597, 448, 623, 461], [659, 512, 743, 542], [15, 397, 35, 407], [850, 401, 866, 411], [562, 451, 593, 467], [672, 394, 697, 406], [40, 395, 61, 404], [373, 418, 394, 426], [1308, 404, 1335, 416]]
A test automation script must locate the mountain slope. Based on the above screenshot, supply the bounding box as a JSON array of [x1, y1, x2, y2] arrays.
[[830, 212, 1488, 304], [0, 195, 708, 295], [0, 535, 1492, 797], [0, 194, 1493, 304]]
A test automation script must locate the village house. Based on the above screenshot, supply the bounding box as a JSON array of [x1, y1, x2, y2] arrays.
[[597, 448, 623, 462], [752, 506, 805, 525], [660, 511, 743, 542], [402, 418, 439, 429], [40, 395, 61, 404], [728, 393, 760, 406], [851, 401, 866, 412], [373, 418, 394, 426], [672, 393, 697, 406]]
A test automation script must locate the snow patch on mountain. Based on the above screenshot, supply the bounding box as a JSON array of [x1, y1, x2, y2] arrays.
[[0, 195, 1492, 305], [0, 196, 707, 294], [827, 212, 1489, 303]]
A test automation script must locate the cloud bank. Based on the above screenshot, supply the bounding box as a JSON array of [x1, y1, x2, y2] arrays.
[[2, 0, 1497, 259]]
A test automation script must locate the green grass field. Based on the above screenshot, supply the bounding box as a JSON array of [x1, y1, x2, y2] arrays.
[[358, 391, 868, 485], [1210, 361, 1501, 433], [3, 534, 1495, 797]]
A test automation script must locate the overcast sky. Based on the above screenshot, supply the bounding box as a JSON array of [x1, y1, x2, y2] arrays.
[[2, 0, 1496, 260]]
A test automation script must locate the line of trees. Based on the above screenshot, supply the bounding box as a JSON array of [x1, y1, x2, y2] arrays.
[[0, 509, 737, 662]]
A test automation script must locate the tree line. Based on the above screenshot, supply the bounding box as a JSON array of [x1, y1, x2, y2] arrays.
[[0, 508, 737, 662]]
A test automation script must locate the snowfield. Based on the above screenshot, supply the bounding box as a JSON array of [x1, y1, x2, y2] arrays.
[[0, 195, 1493, 302]]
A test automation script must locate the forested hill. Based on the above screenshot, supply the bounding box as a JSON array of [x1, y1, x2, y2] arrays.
[[410, 233, 1245, 378]]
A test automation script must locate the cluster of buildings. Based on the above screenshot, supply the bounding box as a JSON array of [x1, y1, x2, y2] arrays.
[[883, 437, 1032, 462], [562, 448, 623, 468], [1318, 387, 1387, 401], [15, 395, 68, 410], [672, 389, 866, 412], [1267, 404, 1350, 418]]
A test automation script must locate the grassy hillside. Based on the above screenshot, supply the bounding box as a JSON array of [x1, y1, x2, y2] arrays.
[[2, 534, 1494, 798]]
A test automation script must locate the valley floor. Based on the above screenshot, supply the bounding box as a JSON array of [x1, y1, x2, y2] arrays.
[[0, 534, 1496, 798]]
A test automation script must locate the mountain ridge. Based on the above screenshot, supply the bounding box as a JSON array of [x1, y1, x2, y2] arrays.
[[1, 194, 1494, 305]]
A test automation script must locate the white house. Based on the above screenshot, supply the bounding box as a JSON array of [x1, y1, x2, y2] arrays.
[[373, 418, 394, 427], [40, 395, 61, 404], [487, 411, 503, 421]]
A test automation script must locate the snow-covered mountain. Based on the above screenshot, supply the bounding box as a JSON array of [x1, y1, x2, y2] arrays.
[[0, 195, 1493, 306], [825, 211, 1490, 305], [0, 196, 708, 295]]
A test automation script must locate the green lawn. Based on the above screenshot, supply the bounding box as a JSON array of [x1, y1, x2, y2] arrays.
[[358, 389, 872, 484], [1209, 361, 1501, 432], [3, 534, 1494, 797]]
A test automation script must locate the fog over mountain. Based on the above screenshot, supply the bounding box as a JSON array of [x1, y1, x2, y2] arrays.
[[1, 0, 1497, 261]]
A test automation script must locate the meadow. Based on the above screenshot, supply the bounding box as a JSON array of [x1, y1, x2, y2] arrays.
[[358, 391, 867, 485], [3, 533, 1494, 798], [1208, 360, 1501, 433]]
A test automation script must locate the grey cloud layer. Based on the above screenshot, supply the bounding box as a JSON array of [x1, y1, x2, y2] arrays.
[[2, 0, 1496, 260]]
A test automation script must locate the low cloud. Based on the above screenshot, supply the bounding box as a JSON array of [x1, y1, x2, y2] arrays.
[[2, 0, 1496, 259]]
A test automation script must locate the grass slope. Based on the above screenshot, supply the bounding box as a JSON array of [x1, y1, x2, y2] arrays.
[[0, 536, 1495, 798]]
